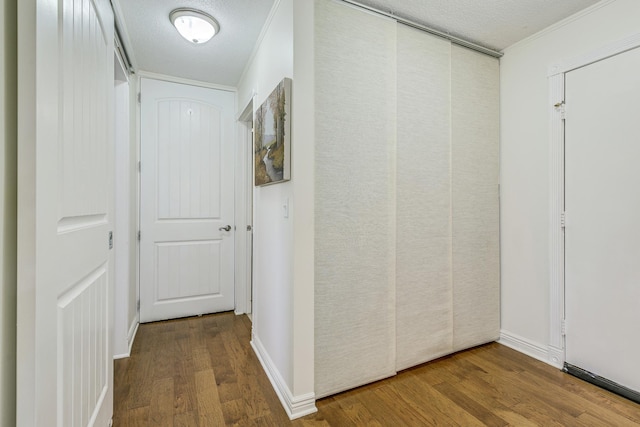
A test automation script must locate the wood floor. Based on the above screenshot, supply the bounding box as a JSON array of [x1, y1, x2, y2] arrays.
[[114, 312, 640, 426]]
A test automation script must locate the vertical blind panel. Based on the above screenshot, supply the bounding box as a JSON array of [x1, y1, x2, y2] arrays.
[[395, 24, 453, 371], [314, 0, 397, 397], [451, 45, 501, 350]]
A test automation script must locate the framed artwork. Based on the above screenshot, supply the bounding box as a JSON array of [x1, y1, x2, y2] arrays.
[[254, 78, 291, 186]]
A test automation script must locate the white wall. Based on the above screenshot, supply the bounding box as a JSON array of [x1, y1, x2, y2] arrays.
[[236, 0, 316, 416], [238, 0, 294, 386], [0, 0, 16, 425], [500, 0, 640, 356]]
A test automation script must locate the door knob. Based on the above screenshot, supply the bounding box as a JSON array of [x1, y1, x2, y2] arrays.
[[219, 225, 231, 232]]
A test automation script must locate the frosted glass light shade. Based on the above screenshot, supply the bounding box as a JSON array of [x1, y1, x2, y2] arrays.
[[170, 9, 219, 44]]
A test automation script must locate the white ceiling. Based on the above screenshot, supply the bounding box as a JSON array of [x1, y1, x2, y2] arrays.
[[354, 0, 601, 51], [116, 0, 276, 86], [116, 0, 601, 86]]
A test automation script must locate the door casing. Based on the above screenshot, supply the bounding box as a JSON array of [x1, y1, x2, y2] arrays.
[[139, 77, 237, 322], [547, 32, 640, 368]]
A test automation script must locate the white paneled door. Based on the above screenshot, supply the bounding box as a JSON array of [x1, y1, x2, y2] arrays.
[[140, 79, 235, 322], [17, 0, 114, 425], [565, 46, 640, 394]]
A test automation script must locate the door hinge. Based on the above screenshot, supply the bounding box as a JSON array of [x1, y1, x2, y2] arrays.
[[109, 231, 113, 249], [561, 211, 566, 229], [138, 161, 141, 172], [137, 231, 141, 241], [561, 319, 567, 336], [554, 101, 566, 120], [137, 92, 141, 104]]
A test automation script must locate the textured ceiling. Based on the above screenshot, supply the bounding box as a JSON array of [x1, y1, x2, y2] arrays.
[[116, 0, 275, 86], [115, 0, 601, 86], [350, 0, 601, 51]]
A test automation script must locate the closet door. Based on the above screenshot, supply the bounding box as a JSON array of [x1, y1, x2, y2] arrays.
[[314, 0, 397, 397], [451, 46, 500, 351], [396, 25, 453, 370], [565, 46, 640, 395], [314, 0, 500, 398], [396, 38, 500, 369]]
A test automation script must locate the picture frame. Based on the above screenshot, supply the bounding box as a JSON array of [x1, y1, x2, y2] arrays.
[[254, 78, 292, 186]]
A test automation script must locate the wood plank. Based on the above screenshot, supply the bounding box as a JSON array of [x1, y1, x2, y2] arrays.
[[324, 395, 384, 427], [173, 411, 198, 427], [220, 398, 251, 425], [173, 336, 197, 415], [393, 373, 485, 426], [125, 351, 154, 409], [433, 381, 509, 426], [122, 406, 150, 427], [195, 369, 226, 425], [148, 377, 174, 427]]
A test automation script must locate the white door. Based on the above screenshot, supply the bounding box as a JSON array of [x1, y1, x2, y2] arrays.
[[565, 46, 640, 394], [17, 0, 114, 425], [140, 78, 235, 322]]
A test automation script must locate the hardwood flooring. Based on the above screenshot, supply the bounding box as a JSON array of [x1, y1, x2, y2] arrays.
[[114, 312, 640, 426]]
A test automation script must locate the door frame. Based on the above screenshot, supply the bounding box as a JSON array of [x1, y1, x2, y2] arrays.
[[235, 96, 255, 315], [134, 72, 253, 316], [138, 77, 236, 322], [113, 49, 134, 359], [547, 32, 640, 368]]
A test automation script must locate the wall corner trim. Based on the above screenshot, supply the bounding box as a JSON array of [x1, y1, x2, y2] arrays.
[[127, 316, 140, 355], [251, 335, 317, 420], [113, 316, 139, 360], [498, 330, 551, 366], [236, 0, 283, 88]]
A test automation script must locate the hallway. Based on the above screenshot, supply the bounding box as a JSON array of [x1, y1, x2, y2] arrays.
[[114, 312, 640, 426]]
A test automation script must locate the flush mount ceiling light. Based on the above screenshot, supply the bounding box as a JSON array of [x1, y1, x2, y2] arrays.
[[170, 8, 219, 44]]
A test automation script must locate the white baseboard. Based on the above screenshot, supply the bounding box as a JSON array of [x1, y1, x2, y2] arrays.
[[250, 334, 317, 420], [498, 330, 554, 366], [547, 345, 564, 369], [127, 316, 139, 354], [114, 316, 139, 360]]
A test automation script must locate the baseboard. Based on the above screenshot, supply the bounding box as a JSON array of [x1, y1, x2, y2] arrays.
[[127, 316, 139, 354], [547, 345, 564, 369], [250, 334, 317, 420], [498, 330, 551, 365], [114, 316, 139, 360]]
